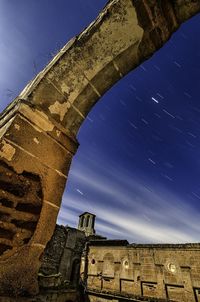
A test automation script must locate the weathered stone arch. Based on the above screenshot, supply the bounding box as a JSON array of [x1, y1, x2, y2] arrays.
[[0, 0, 199, 296]]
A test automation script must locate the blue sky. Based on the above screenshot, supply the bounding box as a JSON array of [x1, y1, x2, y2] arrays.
[[1, 1, 200, 243]]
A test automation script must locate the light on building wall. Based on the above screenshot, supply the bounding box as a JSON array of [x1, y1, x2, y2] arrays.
[[123, 260, 129, 269], [167, 263, 177, 273]]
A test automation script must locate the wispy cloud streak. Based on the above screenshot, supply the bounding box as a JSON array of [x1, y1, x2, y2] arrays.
[[57, 152, 200, 243]]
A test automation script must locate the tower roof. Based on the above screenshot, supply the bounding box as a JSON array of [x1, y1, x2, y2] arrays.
[[79, 212, 96, 217]]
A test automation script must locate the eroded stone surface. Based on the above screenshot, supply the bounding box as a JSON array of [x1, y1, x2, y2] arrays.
[[0, 161, 42, 259]]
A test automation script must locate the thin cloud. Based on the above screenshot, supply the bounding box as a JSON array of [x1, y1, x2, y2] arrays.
[[58, 193, 198, 243], [58, 157, 200, 243]]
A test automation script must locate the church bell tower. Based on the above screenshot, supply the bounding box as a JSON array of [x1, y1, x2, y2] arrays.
[[78, 212, 96, 236]]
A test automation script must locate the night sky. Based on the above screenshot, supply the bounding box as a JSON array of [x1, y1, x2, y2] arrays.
[[0, 1, 200, 243]]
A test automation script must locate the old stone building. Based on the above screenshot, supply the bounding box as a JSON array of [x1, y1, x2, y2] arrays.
[[0, 210, 200, 302], [30, 214, 200, 302], [29, 225, 86, 302], [83, 240, 200, 302], [39, 225, 86, 287]]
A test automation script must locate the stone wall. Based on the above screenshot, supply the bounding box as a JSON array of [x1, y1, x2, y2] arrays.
[[39, 225, 86, 289], [85, 240, 200, 302]]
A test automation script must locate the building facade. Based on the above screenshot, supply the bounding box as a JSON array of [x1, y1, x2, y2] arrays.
[[83, 240, 200, 302]]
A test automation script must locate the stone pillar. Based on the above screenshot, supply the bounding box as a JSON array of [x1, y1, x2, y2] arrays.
[[0, 100, 78, 296]]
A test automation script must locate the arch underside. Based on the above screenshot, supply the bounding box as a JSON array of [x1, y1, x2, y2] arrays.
[[0, 0, 199, 296]]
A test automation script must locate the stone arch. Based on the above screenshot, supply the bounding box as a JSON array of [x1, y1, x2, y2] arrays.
[[0, 0, 199, 296]]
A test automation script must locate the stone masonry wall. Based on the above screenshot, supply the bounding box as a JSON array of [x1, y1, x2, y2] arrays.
[[85, 241, 200, 302], [39, 225, 86, 287]]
